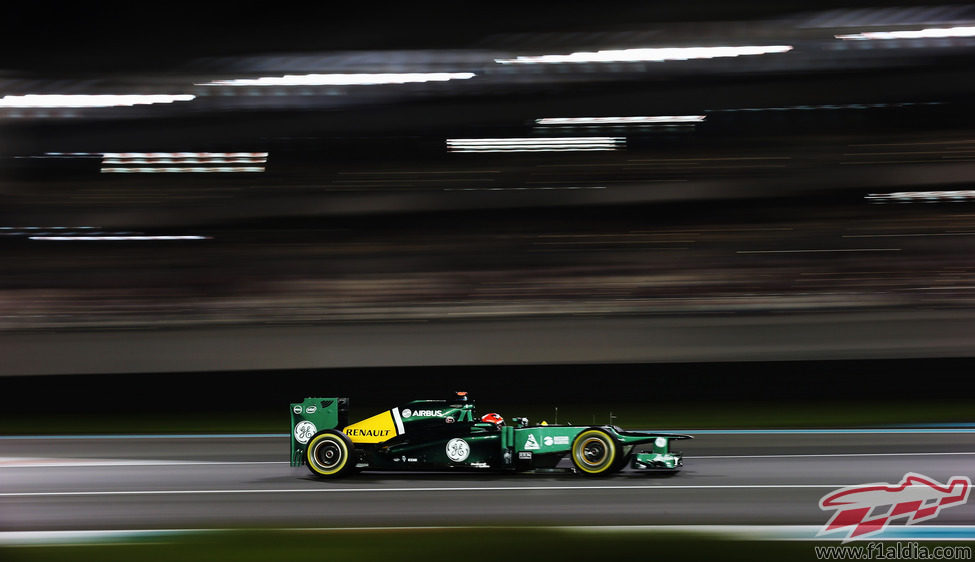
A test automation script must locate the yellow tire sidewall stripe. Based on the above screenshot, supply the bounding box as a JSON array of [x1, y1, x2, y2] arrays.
[[572, 430, 616, 474], [307, 434, 349, 476]]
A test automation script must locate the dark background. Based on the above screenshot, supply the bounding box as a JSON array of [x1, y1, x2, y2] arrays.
[[4, 1, 975, 427]]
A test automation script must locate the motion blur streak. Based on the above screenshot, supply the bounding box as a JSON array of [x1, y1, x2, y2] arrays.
[[494, 45, 793, 64], [101, 152, 269, 158], [100, 167, 265, 173], [28, 236, 210, 241], [0, 94, 194, 107], [99, 151, 269, 173], [866, 191, 975, 203], [535, 116, 705, 125], [197, 72, 476, 86], [101, 159, 266, 164], [447, 137, 624, 152], [836, 25, 975, 40]]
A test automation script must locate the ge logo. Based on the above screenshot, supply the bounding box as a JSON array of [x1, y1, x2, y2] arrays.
[[294, 421, 317, 444], [445, 438, 470, 462]]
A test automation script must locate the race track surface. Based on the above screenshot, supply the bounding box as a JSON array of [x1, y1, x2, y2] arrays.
[[3, 432, 974, 531]]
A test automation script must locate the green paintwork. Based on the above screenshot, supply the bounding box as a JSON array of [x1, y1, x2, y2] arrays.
[[513, 426, 579, 454], [631, 451, 683, 469], [289, 396, 691, 473], [290, 397, 346, 466]]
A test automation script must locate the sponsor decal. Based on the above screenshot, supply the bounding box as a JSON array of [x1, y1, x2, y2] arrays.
[[345, 428, 392, 438], [342, 410, 399, 443], [524, 434, 540, 450], [518, 451, 533, 460], [470, 462, 489, 468], [818, 472, 971, 542], [445, 416, 455, 424], [292, 405, 302, 414], [407, 409, 443, 417], [293, 421, 316, 444], [446, 438, 471, 462], [542, 435, 569, 447], [306, 405, 317, 414]]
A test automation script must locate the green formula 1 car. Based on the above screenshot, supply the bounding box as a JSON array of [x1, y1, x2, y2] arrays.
[[290, 392, 691, 478]]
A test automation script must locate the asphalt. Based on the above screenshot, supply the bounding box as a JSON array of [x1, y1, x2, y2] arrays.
[[3, 432, 975, 531]]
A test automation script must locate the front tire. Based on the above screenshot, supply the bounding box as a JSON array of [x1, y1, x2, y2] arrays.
[[570, 429, 619, 476], [305, 430, 354, 478]]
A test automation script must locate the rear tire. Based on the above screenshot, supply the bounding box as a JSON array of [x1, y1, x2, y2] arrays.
[[570, 429, 619, 476], [305, 430, 354, 478]]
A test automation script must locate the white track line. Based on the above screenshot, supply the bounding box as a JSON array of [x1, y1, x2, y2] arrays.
[[3, 526, 974, 544], [0, 485, 853, 497]]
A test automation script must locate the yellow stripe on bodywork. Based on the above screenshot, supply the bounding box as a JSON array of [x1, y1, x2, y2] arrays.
[[343, 410, 399, 444]]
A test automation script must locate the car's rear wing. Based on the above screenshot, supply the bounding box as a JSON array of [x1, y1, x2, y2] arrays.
[[290, 397, 349, 466]]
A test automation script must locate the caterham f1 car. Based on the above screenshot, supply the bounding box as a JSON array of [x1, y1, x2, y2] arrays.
[[290, 393, 691, 478]]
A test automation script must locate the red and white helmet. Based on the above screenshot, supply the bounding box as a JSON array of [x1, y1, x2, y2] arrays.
[[481, 412, 504, 426]]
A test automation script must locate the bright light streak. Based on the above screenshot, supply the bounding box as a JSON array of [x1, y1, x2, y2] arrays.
[[0, 94, 195, 108], [100, 152, 268, 173], [30, 236, 210, 241], [26, 153, 102, 158], [102, 158, 265, 164], [444, 186, 607, 191], [536, 115, 705, 125], [0, 226, 97, 230], [836, 25, 975, 40], [197, 73, 476, 86], [495, 45, 793, 64], [100, 167, 265, 173], [866, 190, 975, 203], [102, 152, 268, 158], [447, 137, 624, 152], [710, 101, 942, 113]]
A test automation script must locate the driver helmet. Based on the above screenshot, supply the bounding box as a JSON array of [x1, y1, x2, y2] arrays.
[[481, 412, 504, 427]]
